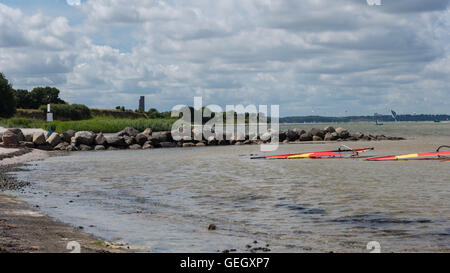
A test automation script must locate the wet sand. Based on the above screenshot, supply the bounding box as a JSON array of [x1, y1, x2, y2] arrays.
[[0, 147, 122, 253]]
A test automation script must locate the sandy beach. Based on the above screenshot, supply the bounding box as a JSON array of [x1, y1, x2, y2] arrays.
[[0, 146, 122, 253]]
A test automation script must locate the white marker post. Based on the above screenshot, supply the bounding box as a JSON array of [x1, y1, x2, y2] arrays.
[[47, 104, 53, 134]]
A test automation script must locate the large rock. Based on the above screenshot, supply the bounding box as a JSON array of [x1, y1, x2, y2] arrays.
[[160, 142, 176, 148], [124, 136, 135, 146], [33, 132, 46, 145], [106, 136, 127, 146], [335, 127, 350, 139], [151, 131, 172, 143], [135, 133, 148, 146], [324, 126, 336, 133], [74, 131, 96, 145], [129, 144, 142, 150], [6, 129, 24, 142], [142, 142, 153, 149], [117, 127, 140, 137], [308, 128, 325, 138], [94, 145, 106, 151], [54, 142, 70, 151], [312, 135, 323, 141], [62, 130, 76, 142], [299, 133, 312, 141], [46, 132, 61, 147], [286, 130, 299, 141], [324, 132, 337, 141], [95, 133, 107, 145], [2, 130, 19, 146], [24, 134, 33, 142], [352, 132, 364, 139], [142, 128, 153, 136], [79, 144, 93, 151], [66, 145, 78, 151]]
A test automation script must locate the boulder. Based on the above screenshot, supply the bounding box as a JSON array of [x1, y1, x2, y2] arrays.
[[293, 128, 306, 135], [124, 136, 135, 146], [335, 128, 350, 139], [6, 129, 24, 142], [324, 132, 336, 141], [352, 132, 364, 139], [308, 128, 325, 138], [95, 133, 107, 146], [142, 142, 153, 149], [286, 130, 299, 141], [117, 127, 140, 137], [312, 135, 323, 141], [94, 145, 106, 151], [2, 130, 19, 146], [196, 142, 206, 147], [129, 144, 142, 150], [142, 128, 153, 136], [107, 146, 119, 151], [79, 144, 93, 151], [324, 126, 336, 133], [106, 136, 127, 147], [299, 133, 312, 141], [23, 142, 35, 148], [0, 132, 2, 140], [46, 132, 61, 147], [151, 131, 172, 143], [54, 142, 70, 151], [66, 145, 78, 152], [135, 133, 148, 146], [74, 131, 96, 145], [160, 142, 176, 148], [183, 142, 195, 147], [24, 134, 33, 142], [33, 132, 46, 145], [62, 130, 76, 142], [37, 144, 53, 151]]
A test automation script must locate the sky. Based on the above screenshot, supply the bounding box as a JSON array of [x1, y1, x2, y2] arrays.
[[0, 0, 449, 116]]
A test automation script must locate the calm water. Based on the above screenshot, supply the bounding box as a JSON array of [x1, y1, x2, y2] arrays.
[[10, 122, 450, 252]]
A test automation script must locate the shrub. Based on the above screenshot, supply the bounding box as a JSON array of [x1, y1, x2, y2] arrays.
[[39, 104, 91, 121]]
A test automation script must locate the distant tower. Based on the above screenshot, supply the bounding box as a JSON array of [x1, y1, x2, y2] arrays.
[[139, 96, 145, 111]]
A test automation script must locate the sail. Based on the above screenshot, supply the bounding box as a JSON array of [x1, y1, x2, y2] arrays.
[[391, 110, 398, 121]]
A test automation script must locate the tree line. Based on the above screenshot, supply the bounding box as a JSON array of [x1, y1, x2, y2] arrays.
[[0, 72, 67, 118]]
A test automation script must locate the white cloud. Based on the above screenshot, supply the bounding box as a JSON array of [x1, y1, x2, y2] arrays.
[[0, 0, 449, 115], [67, 0, 81, 6]]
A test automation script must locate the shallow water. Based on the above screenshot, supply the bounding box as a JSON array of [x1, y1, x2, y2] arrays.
[[9, 122, 450, 252]]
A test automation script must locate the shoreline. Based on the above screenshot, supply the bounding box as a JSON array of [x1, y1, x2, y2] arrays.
[[0, 148, 125, 253]]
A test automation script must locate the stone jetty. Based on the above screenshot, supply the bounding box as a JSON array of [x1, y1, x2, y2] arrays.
[[0, 127, 405, 152]]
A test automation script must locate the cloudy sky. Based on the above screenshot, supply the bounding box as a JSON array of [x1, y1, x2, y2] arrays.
[[0, 0, 449, 116]]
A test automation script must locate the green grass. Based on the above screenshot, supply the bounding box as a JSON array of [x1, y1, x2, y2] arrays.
[[1, 117, 176, 133], [0, 117, 47, 129]]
